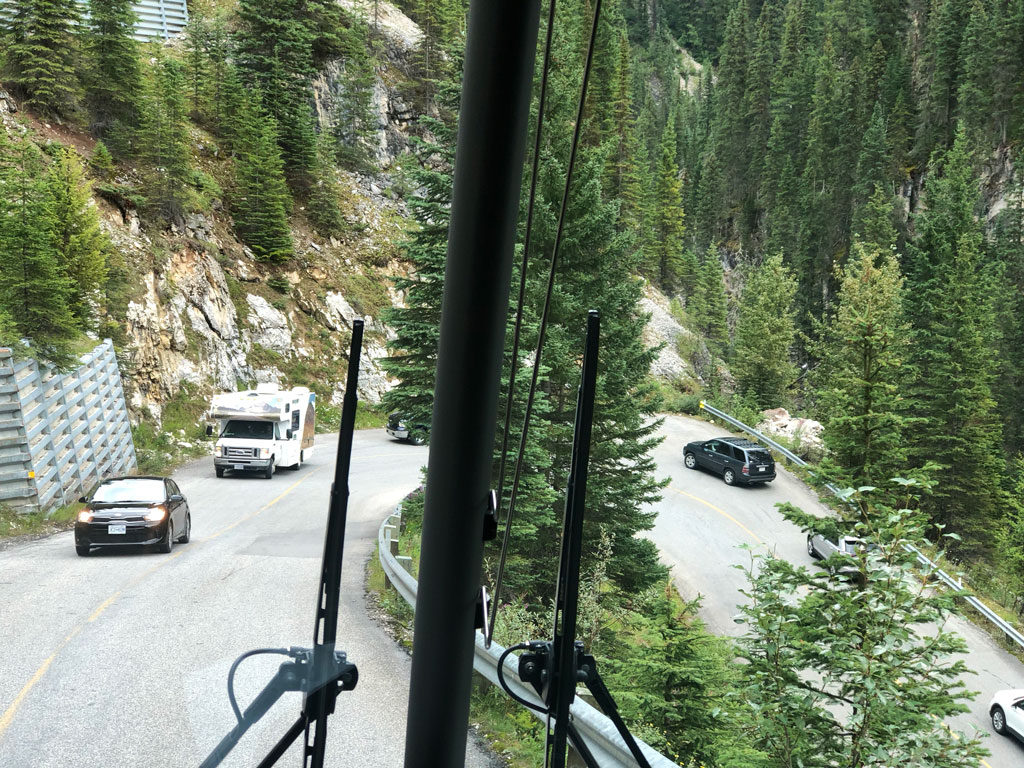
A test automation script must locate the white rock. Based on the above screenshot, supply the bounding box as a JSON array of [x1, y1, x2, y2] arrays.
[[246, 294, 292, 355], [757, 408, 824, 452]]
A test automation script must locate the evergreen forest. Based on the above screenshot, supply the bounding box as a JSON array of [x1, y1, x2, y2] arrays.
[[0, 0, 1022, 764]]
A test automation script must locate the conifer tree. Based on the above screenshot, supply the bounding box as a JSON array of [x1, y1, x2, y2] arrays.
[[956, 0, 995, 147], [307, 134, 345, 237], [0, 136, 78, 368], [139, 50, 192, 223], [809, 243, 909, 486], [916, 0, 969, 160], [2, 0, 82, 118], [904, 129, 1005, 550], [713, 0, 752, 218], [330, 10, 378, 173], [89, 141, 115, 181], [741, 484, 986, 768], [693, 247, 730, 353], [232, 105, 294, 262], [235, 0, 318, 183], [732, 252, 797, 408], [992, 177, 1024, 454], [650, 116, 689, 291], [46, 148, 108, 329], [84, 0, 142, 150], [380, 63, 460, 444]]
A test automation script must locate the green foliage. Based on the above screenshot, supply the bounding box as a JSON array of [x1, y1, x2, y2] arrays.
[[1, 0, 82, 118], [0, 134, 79, 368], [329, 8, 378, 172], [89, 141, 115, 181], [649, 116, 689, 291], [732, 253, 797, 408], [306, 134, 346, 237], [808, 242, 909, 487], [83, 0, 142, 150], [740, 482, 986, 768], [231, 103, 294, 262], [689, 246, 730, 352], [903, 130, 1006, 551], [46, 148, 108, 329], [138, 49, 192, 223]]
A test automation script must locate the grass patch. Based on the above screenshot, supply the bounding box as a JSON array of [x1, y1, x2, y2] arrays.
[[0, 500, 83, 542], [335, 270, 391, 319], [316, 400, 387, 434], [133, 383, 212, 475]]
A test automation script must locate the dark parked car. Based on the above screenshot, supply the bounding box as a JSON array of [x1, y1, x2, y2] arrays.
[[75, 476, 191, 556], [683, 436, 776, 486], [386, 412, 428, 446]]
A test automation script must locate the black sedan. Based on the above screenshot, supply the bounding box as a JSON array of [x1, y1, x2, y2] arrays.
[[75, 476, 191, 556]]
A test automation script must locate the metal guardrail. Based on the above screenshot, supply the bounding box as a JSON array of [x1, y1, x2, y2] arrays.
[[0, 340, 137, 513], [377, 508, 676, 767], [698, 400, 1024, 652]]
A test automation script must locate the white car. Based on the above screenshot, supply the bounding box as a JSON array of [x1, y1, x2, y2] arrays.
[[989, 689, 1024, 743]]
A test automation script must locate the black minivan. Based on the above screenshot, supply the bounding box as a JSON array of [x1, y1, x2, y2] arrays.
[[683, 436, 776, 486]]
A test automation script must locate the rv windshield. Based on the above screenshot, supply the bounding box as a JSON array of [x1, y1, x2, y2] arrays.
[[220, 420, 275, 440]]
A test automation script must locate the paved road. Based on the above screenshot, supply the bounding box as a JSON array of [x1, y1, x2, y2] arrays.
[[646, 413, 1024, 768], [0, 429, 499, 768]]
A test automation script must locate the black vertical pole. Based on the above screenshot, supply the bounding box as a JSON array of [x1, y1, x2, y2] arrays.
[[403, 2, 541, 766], [548, 311, 599, 768]]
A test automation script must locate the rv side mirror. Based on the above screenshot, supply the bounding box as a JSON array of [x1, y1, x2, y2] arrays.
[[286, 429, 293, 440], [206, 425, 214, 437]]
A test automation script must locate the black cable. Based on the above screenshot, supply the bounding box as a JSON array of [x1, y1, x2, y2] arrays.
[[496, 643, 548, 713], [488, 0, 559, 649], [489, 0, 605, 646], [226, 647, 291, 722]]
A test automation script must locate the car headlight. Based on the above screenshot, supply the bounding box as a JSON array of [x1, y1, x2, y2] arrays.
[[144, 506, 167, 522], [214, 445, 222, 457], [260, 447, 270, 458], [77, 510, 94, 523]]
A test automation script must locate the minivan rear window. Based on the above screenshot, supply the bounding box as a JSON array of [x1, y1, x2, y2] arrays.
[[747, 450, 772, 464]]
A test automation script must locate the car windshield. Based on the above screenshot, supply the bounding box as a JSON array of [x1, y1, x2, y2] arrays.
[[221, 420, 275, 439], [92, 478, 165, 503]]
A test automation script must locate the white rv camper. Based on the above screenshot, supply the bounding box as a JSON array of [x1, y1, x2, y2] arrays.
[[208, 384, 315, 478]]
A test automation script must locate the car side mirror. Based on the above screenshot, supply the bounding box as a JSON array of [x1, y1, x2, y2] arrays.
[[78, 495, 87, 504], [206, 425, 214, 437], [169, 494, 184, 503], [286, 429, 293, 440]]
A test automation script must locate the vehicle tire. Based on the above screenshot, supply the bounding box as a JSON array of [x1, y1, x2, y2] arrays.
[[76, 544, 90, 557], [215, 466, 225, 478], [264, 460, 275, 479], [806, 536, 817, 558], [723, 468, 735, 486], [178, 513, 191, 544], [992, 706, 1008, 735], [409, 432, 425, 446], [684, 453, 697, 470], [158, 522, 174, 554]]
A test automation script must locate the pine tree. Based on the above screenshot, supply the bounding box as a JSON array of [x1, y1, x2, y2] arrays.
[[139, 50, 192, 224], [992, 176, 1024, 454], [741, 484, 986, 768], [693, 247, 730, 353], [732, 252, 797, 408], [46, 148, 108, 329], [89, 141, 114, 181], [650, 116, 688, 291], [713, 0, 752, 220], [2, 0, 82, 118], [0, 135, 79, 368], [809, 242, 909, 486], [232, 104, 294, 262], [904, 129, 1005, 550], [307, 134, 345, 237], [956, 0, 995, 147], [83, 0, 142, 150], [330, 9, 378, 173], [235, 0, 318, 183], [380, 63, 460, 445], [916, 0, 969, 160]]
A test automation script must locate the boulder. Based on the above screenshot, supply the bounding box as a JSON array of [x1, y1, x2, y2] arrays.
[[246, 294, 292, 355]]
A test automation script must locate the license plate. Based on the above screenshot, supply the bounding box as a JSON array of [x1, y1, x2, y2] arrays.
[[108, 524, 126, 535], [758, 465, 768, 472], [233, 464, 245, 470]]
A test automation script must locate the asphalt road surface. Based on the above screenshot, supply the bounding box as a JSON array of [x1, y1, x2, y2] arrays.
[[0, 429, 500, 768], [4, 416, 1024, 767], [647, 413, 1024, 768]]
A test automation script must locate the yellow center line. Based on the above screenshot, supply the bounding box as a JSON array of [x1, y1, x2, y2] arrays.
[[667, 484, 764, 546], [0, 468, 318, 741]]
